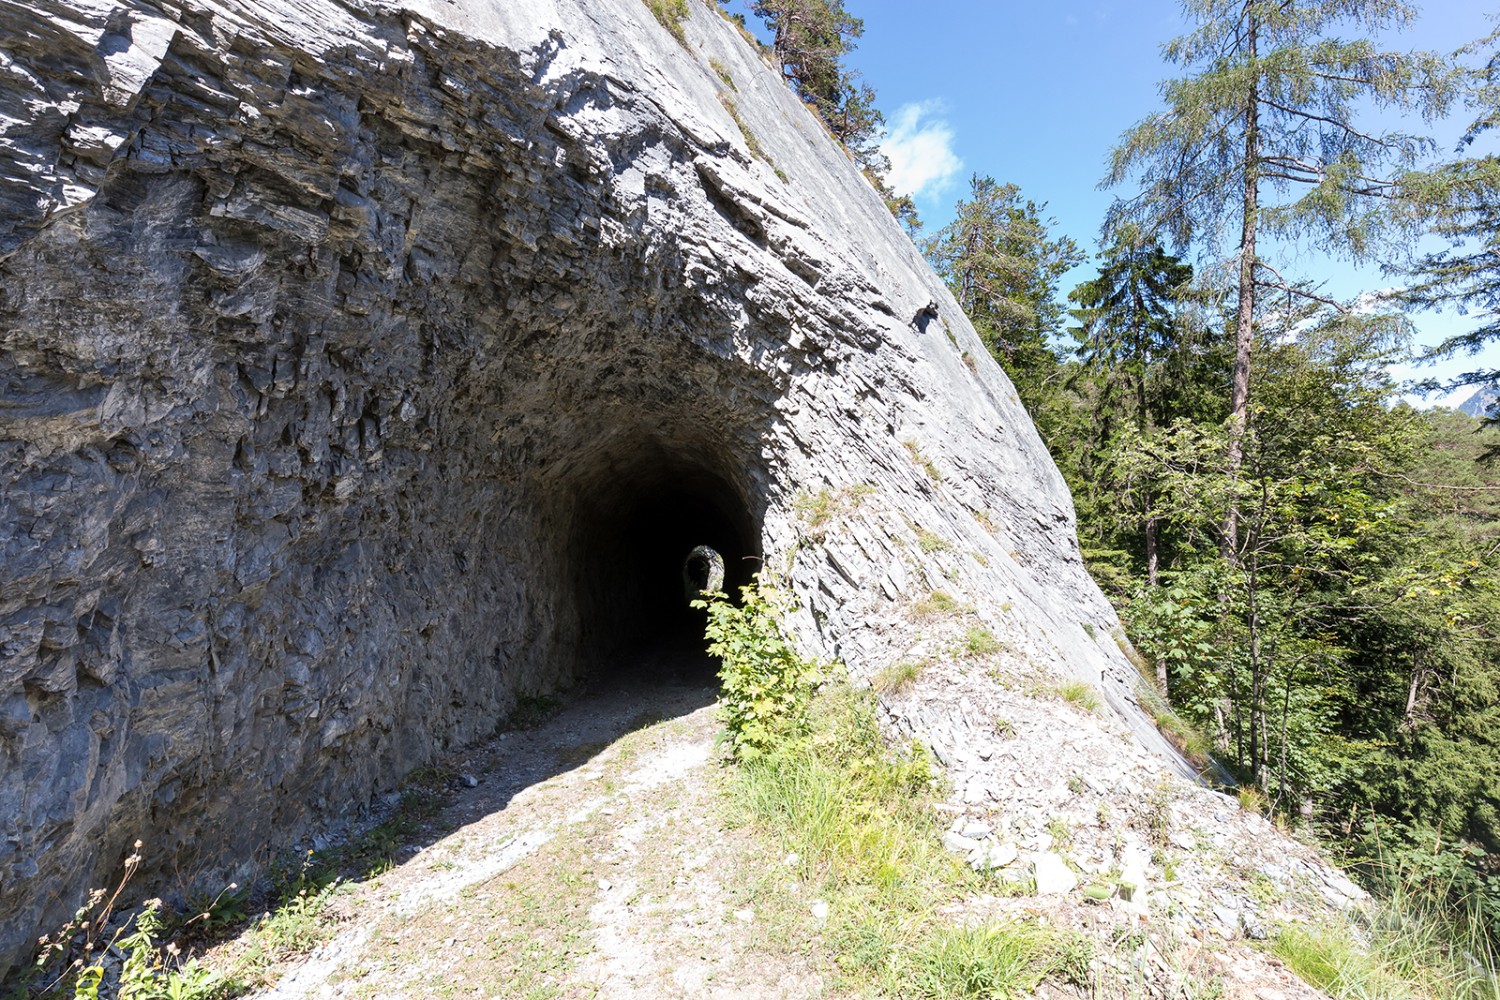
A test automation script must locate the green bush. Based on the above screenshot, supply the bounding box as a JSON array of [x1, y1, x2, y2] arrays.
[[695, 574, 821, 761]]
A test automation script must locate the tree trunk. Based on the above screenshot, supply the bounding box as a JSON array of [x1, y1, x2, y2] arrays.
[[1145, 512, 1160, 587], [1224, 11, 1259, 565], [1402, 645, 1425, 730]]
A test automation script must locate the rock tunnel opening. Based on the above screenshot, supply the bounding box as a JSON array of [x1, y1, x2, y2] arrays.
[[560, 436, 762, 684]]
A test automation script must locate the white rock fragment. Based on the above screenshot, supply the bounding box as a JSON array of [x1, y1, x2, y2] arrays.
[[1032, 853, 1078, 895], [942, 831, 982, 854], [969, 841, 1018, 872]]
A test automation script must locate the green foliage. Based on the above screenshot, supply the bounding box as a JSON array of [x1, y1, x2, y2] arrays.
[[916, 528, 948, 553], [924, 176, 1084, 411], [873, 659, 926, 694], [708, 57, 736, 90], [1392, 27, 1500, 392], [1273, 900, 1500, 1000], [738, 0, 914, 226], [695, 574, 821, 761], [731, 683, 1089, 995], [1054, 680, 1101, 713], [907, 922, 1090, 999], [16, 846, 249, 1000], [1106, 0, 1452, 262], [913, 590, 962, 620], [961, 627, 1002, 657], [1049, 202, 1500, 920]]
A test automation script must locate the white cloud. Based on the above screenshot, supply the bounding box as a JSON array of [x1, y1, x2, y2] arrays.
[[879, 102, 962, 202]]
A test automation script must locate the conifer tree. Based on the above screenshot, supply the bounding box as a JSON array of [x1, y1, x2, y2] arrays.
[[1105, 0, 1452, 556], [1397, 27, 1500, 393], [925, 176, 1083, 407], [1070, 230, 1193, 591]]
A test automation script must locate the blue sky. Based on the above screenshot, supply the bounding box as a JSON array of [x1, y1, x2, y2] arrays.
[[724, 1, 1499, 403]]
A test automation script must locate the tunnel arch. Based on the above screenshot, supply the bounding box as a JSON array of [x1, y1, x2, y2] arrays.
[[547, 426, 765, 680]]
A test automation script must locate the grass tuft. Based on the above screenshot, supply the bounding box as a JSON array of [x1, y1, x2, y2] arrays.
[[903, 440, 944, 482], [1055, 679, 1101, 713], [718, 93, 772, 164], [642, 0, 690, 45], [874, 659, 927, 694], [709, 57, 736, 89], [913, 590, 962, 620], [1271, 876, 1500, 1000], [907, 922, 1090, 998], [962, 626, 1003, 657], [730, 684, 1089, 995]]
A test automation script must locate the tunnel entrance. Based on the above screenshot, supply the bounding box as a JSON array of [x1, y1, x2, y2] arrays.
[[560, 435, 762, 684]]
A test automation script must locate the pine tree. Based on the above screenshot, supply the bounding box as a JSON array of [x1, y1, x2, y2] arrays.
[[1071, 230, 1193, 593]]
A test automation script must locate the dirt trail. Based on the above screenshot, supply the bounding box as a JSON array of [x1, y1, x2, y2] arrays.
[[247, 664, 824, 999]]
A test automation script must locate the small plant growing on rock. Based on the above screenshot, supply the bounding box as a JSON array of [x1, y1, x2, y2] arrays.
[[718, 93, 772, 163], [708, 57, 735, 89], [916, 528, 948, 553], [913, 590, 961, 620], [962, 626, 1002, 657], [1142, 783, 1173, 848], [21, 843, 230, 1000], [902, 440, 944, 483], [695, 574, 821, 761], [643, 0, 690, 44], [873, 659, 926, 694], [1055, 679, 1101, 713]]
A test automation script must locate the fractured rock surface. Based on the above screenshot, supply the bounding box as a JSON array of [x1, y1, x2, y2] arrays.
[[0, 0, 1180, 970]]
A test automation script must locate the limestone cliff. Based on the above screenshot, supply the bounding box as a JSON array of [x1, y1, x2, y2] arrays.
[[0, 0, 1182, 969]]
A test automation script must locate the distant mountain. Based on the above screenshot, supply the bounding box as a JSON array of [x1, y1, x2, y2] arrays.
[[1458, 386, 1499, 419]]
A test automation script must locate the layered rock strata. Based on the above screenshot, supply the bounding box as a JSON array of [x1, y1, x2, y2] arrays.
[[0, 0, 1180, 969]]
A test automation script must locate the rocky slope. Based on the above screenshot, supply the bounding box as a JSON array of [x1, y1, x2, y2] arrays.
[[3, 0, 1293, 975]]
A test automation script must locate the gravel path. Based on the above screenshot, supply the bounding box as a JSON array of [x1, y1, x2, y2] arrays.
[[244, 657, 824, 999]]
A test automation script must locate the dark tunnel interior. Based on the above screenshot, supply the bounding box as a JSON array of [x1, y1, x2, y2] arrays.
[[563, 440, 761, 684]]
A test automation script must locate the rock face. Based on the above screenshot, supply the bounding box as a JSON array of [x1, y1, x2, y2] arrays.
[[0, 0, 1182, 970]]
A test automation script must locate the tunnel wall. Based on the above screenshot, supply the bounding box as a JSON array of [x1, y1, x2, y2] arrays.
[[0, 0, 1162, 973]]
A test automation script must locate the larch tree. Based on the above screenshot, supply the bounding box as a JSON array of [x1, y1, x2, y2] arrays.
[[1105, 0, 1452, 559], [1398, 27, 1500, 393]]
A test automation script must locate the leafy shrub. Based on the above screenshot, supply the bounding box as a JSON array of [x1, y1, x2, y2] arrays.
[[17, 844, 234, 1000], [695, 574, 821, 761]]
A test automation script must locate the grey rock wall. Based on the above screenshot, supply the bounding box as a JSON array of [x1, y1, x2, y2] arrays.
[[0, 0, 1179, 971]]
